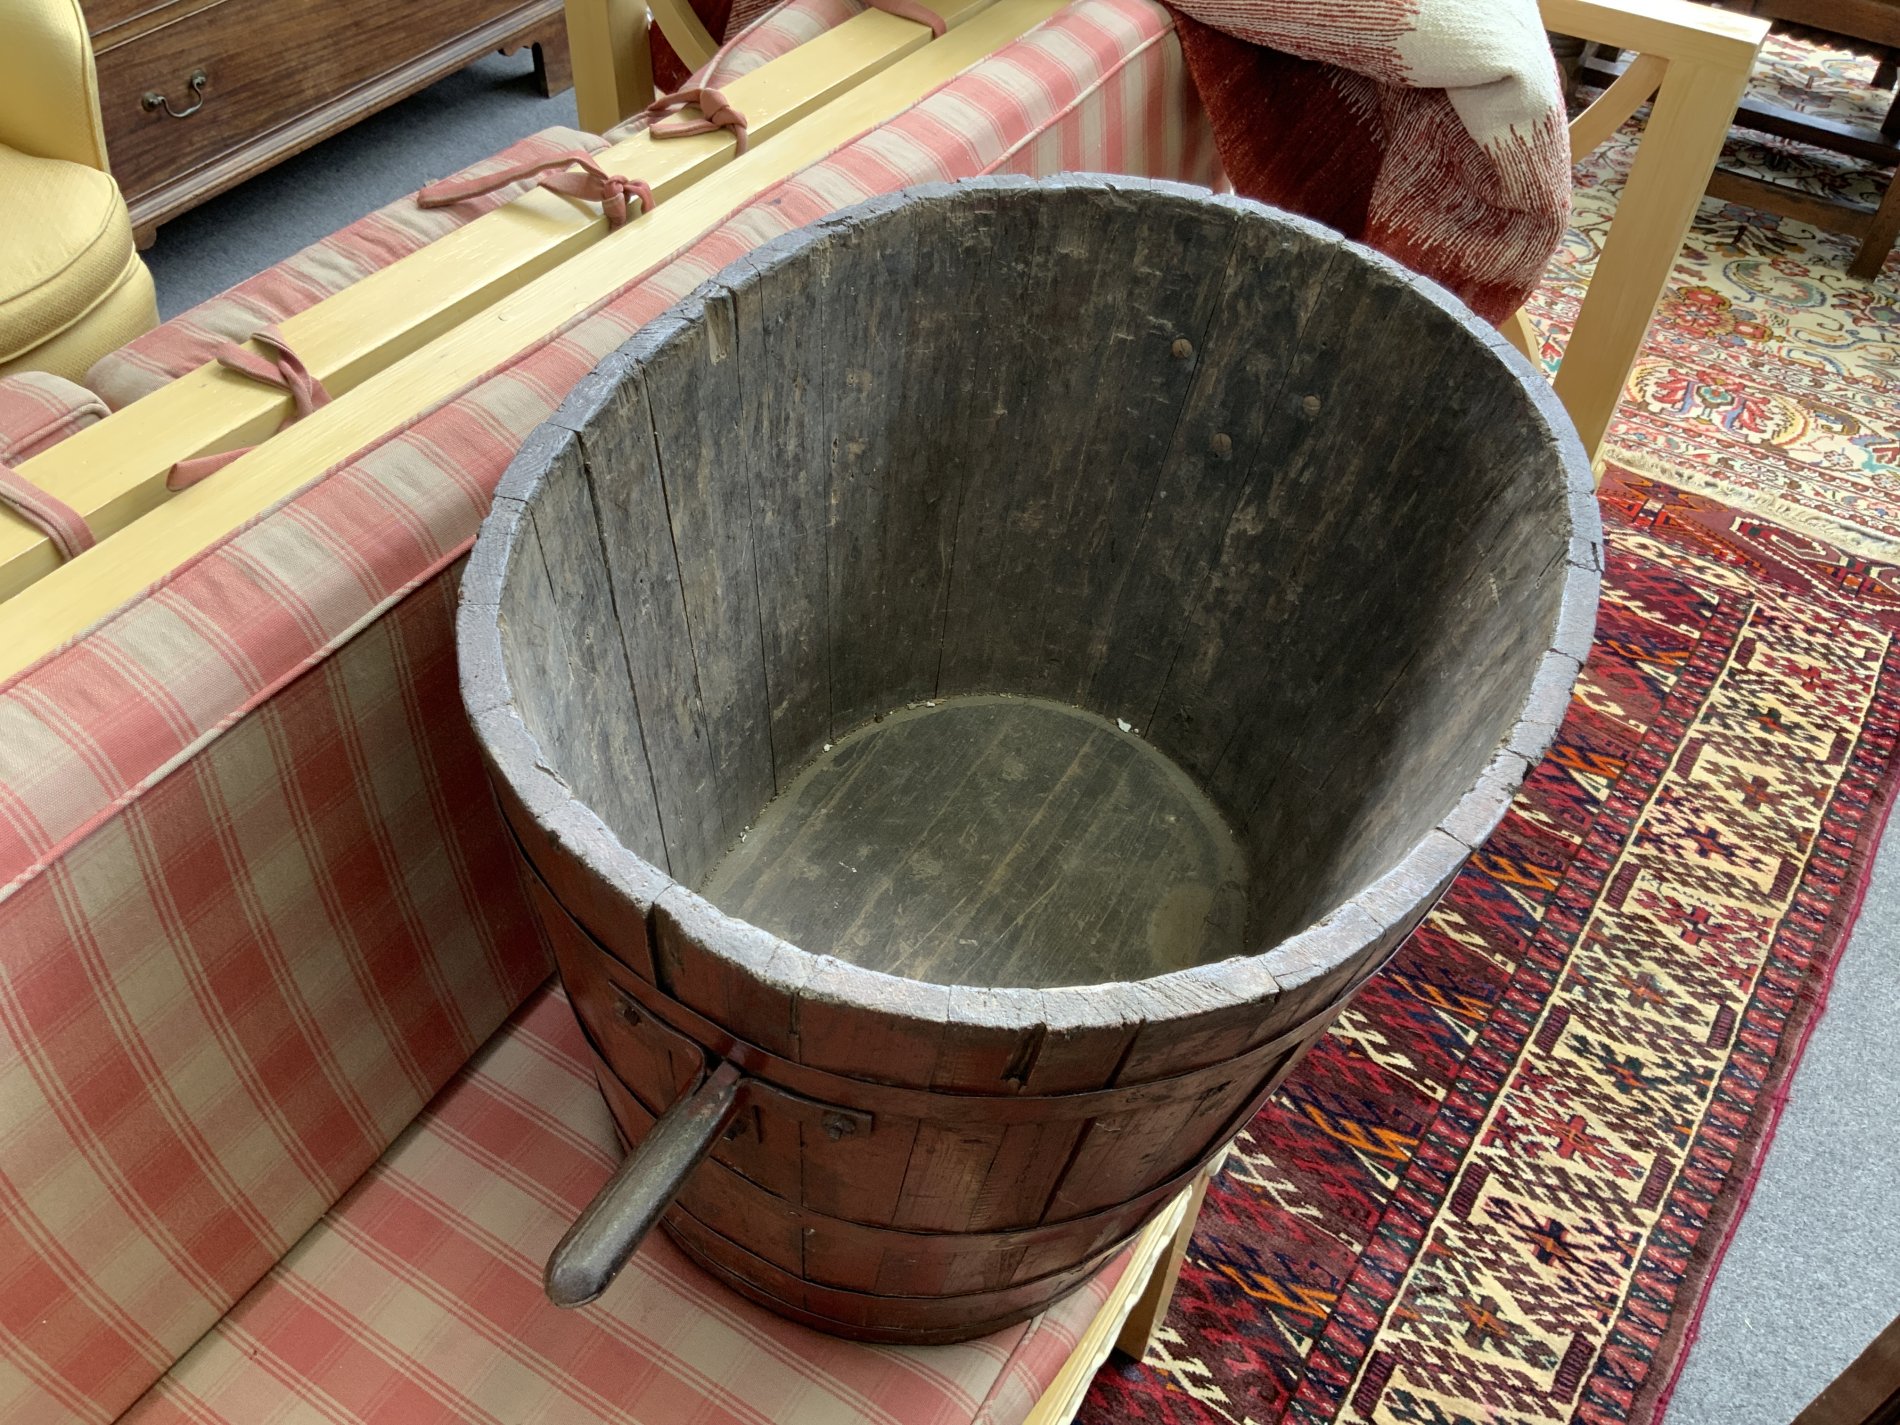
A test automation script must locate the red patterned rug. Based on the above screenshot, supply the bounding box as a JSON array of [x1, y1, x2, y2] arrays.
[[1080, 467, 1900, 1424]]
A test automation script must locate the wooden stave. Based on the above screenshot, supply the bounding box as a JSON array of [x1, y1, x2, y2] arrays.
[[538, 869, 1316, 1231], [457, 177, 1602, 1338], [459, 178, 1599, 1093], [664, 1205, 1128, 1345], [526, 829, 1373, 1337]]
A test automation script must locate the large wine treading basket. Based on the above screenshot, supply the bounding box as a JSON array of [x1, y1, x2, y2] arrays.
[[457, 175, 1600, 1344]]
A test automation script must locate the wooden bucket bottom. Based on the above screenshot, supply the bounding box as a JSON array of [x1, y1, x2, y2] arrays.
[[699, 695, 1251, 989]]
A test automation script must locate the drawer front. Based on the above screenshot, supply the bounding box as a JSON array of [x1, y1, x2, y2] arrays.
[[96, 0, 541, 205], [82, 0, 196, 44]]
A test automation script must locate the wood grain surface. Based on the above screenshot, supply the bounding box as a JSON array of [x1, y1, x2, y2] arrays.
[[88, 0, 567, 235], [701, 695, 1249, 988], [459, 177, 1601, 1339]]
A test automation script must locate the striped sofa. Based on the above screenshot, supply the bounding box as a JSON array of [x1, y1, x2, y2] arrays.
[[0, 2, 1218, 1421]]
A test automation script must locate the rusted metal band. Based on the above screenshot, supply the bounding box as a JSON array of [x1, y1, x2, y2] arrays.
[[596, 947, 1342, 1126], [588, 1015, 1234, 1254], [665, 1202, 1126, 1334]]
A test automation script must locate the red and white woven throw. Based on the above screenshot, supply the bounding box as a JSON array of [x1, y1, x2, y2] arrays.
[[1168, 0, 1570, 321]]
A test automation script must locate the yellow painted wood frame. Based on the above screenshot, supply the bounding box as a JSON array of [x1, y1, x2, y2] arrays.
[[0, 0, 1070, 679], [649, 0, 722, 70], [1533, 0, 1768, 465], [1024, 1171, 1209, 1425], [0, 0, 997, 604], [564, 0, 655, 133]]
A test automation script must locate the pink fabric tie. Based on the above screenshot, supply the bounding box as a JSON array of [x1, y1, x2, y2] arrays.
[[0, 460, 94, 562], [416, 151, 655, 230], [864, 0, 947, 35], [646, 86, 751, 152], [168, 330, 333, 491], [645, 0, 945, 152]]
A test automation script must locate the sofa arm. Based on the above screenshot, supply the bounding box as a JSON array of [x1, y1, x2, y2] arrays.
[[0, 0, 111, 172]]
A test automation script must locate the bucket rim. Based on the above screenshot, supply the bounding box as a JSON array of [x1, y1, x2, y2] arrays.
[[457, 173, 1601, 1042]]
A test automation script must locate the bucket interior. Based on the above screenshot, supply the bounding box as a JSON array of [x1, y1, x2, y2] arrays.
[[699, 694, 1249, 985], [494, 183, 1575, 990]]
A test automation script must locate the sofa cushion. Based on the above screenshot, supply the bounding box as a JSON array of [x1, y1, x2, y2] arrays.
[[0, 371, 107, 462], [605, 0, 867, 144], [0, 143, 137, 366], [121, 984, 1129, 1425], [0, 6, 1213, 1416], [84, 126, 610, 411]]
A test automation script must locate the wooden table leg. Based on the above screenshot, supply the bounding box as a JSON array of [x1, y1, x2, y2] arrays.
[[1022, 1161, 1218, 1425], [1113, 1166, 1214, 1361], [1552, 49, 1759, 463], [525, 16, 575, 98], [1499, 307, 1539, 361]]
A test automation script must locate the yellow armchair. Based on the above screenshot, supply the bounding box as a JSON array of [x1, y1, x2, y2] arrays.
[[0, 0, 158, 385]]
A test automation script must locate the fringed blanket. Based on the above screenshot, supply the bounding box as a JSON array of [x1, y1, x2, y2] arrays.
[[1168, 0, 1571, 320], [659, 0, 1571, 320]]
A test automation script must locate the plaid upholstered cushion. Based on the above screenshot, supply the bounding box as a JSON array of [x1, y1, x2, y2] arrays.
[[0, 7, 1212, 1418], [0, 371, 108, 462], [121, 984, 1127, 1424], [604, 0, 868, 144], [0, 574, 551, 1422], [83, 127, 611, 411]]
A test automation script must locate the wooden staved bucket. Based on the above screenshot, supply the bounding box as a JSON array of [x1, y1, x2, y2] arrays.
[[457, 176, 1600, 1344]]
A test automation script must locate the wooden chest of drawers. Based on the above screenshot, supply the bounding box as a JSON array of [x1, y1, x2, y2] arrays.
[[84, 0, 570, 244]]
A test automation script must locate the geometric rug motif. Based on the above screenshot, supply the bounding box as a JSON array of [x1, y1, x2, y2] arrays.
[[1077, 28, 1900, 1422], [1079, 470, 1900, 1423]]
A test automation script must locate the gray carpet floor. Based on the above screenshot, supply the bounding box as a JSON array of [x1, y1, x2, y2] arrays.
[[1661, 830, 1900, 1425], [143, 52, 577, 319], [134, 57, 1900, 1423]]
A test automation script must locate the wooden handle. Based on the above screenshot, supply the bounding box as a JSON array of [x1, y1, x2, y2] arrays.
[[544, 1060, 744, 1308]]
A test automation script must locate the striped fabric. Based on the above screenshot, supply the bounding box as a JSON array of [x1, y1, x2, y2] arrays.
[[83, 128, 610, 411], [0, 580, 550, 1423], [0, 373, 108, 463], [652, 0, 784, 91], [0, 5, 1213, 1419], [121, 985, 1127, 1424], [605, 0, 870, 145]]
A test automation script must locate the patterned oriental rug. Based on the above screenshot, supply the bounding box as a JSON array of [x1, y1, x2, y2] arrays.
[[1556, 29, 1900, 561], [1080, 30, 1900, 1425]]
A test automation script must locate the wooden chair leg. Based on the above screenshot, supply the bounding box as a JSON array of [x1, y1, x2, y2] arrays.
[[1848, 168, 1900, 280], [1114, 1165, 1216, 1360], [563, 0, 655, 132], [1551, 49, 1759, 461], [649, 0, 721, 72], [1499, 307, 1539, 361]]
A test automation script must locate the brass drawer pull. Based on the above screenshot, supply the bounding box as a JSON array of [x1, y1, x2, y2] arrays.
[[142, 68, 208, 119]]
